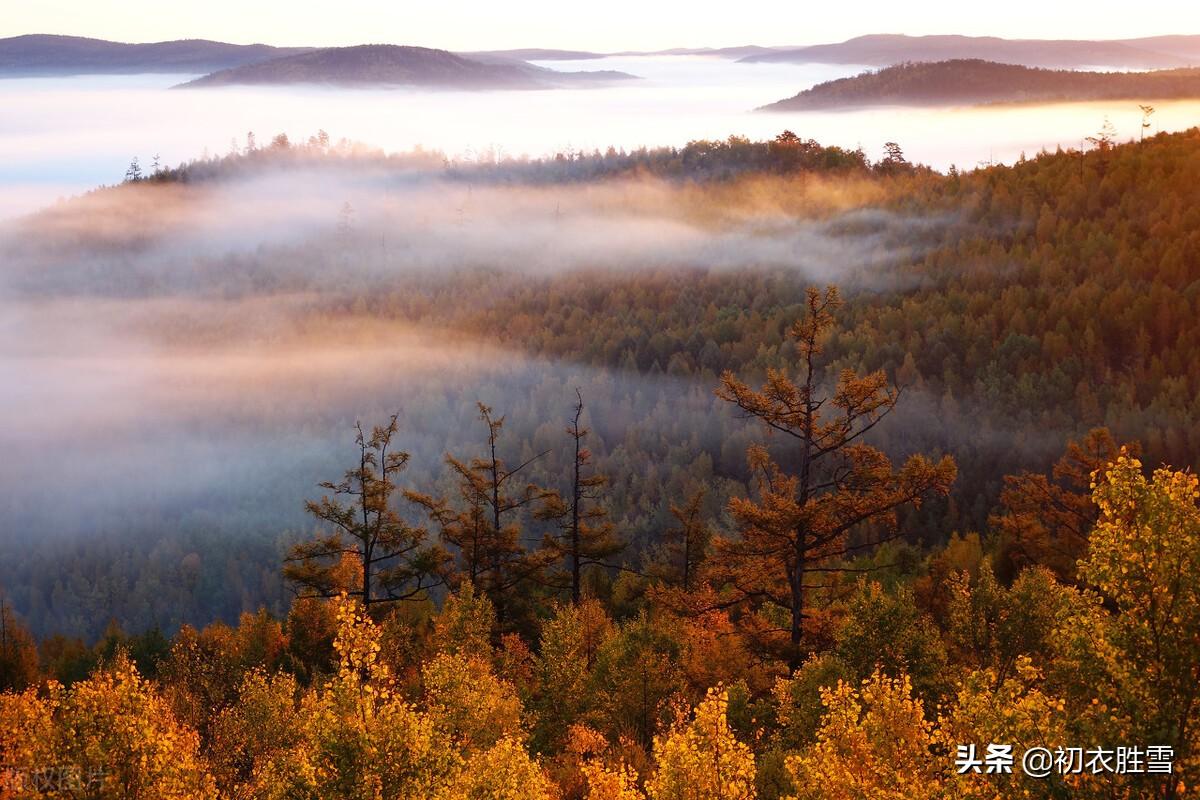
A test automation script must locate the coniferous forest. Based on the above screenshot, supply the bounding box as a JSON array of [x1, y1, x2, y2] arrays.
[[2, 123, 1200, 799]]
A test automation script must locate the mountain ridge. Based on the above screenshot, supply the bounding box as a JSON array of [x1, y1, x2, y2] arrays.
[[761, 59, 1200, 110], [174, 44, 634, 89], [739, 33, 1200, 69], [0, 33, 313, 75]]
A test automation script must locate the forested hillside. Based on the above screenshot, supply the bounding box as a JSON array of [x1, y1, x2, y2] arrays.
[[4, 127, 1200, 638], [762, 59, 1200, 109], [738, 32, 1200, 69], [2, 127, 1199, 798], [0, 34, 313, 76], [449, 126, 1200, 479], [2, 326, 1196, 798], [176, 45, 634, 90]]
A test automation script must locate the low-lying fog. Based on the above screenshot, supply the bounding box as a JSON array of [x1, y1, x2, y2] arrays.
[[4, 55, 1199, 218], [0, 53, 1171, 636], [0, 162, 960, 637]]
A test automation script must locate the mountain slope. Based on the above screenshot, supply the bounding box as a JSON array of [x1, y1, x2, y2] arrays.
[[1122, 35, 1200, 62], [176, 44, 633, 89], [761, 60, 1200, 110], [740, 34, 1190, 69], [0, 34, 312, 75]]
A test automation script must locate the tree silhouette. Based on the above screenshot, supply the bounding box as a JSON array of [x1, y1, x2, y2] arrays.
[[653, 489, 711, 593], [409, 403, 553, 625], [284, 415, 448, 608], [1139, 104, 1156, 141], [538, 389, 624, 603]]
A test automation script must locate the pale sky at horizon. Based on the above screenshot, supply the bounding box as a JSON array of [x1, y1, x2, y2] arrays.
[[2, 1, 1198, 51]]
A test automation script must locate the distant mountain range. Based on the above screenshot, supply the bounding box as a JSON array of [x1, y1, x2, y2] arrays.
[[0, 34, 312, 75], [6, 32, 1200, 86], [740, 34, 1200, 69], [761, 59, 1200, 110], [175, 45, 634, 89], [0, 36, 634, 89]]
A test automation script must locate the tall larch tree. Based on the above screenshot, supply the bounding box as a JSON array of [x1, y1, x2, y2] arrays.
[[284, 414, 448, 609], [660, 489, 712, 593], [646, 489, 715, 617], [714, 286, 956, 668], [539, 389, 624, 604], [410, 403, 553, 626]]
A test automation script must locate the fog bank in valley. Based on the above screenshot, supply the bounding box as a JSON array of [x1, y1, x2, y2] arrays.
[[4, 57, 1198, 221], [3, 163, 934, 297], [0, 155, 945, 636]]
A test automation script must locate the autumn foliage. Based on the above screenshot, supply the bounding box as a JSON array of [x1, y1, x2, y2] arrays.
[[3, 283, 1199, 799]]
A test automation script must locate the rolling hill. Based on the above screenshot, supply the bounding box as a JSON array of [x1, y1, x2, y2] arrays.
[[761, 59, 1200, 110], [740, 33, 1200, 69], [0, 34, 312, 75], [176, 44, 633, 89]]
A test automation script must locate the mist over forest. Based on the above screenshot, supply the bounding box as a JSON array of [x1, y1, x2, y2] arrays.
[[5, 125, 1188, 640], [0, 137, 956, 637], [5, 14, 1200, 795]]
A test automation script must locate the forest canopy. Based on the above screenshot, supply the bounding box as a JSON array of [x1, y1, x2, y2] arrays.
[[762, 59, 1200, 109], [2, 125, 1199, 798]]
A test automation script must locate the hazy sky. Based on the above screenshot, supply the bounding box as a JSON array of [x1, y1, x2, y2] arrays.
[[3, 0, 1197, 51]]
